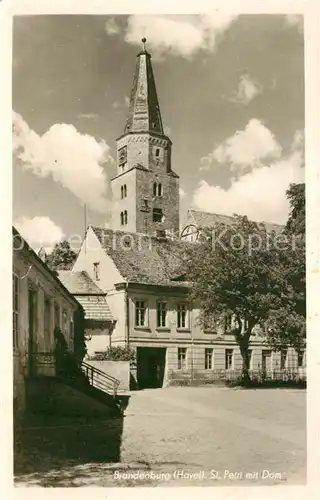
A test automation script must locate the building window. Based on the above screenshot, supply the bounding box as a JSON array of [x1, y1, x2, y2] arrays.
[[262, 350, 272, 372], [225, 349, 233, 370], [157, 301, 167, 328], [203, 312, 216, 332], [121, 184, 127, 199], [177, 303, 187, 329], [124, 210, 128, 225], [247, 349, 252, 369], [297, 350, 304, 368], [69, 318, 74, 344], [205, 348, 213, 370], [62, 310, 69, 339], [178, 347, 187, 370], [153, 208, 163, 222], [120, 212, 124, 225], [13, 272, 19, 348], [280, 349, 287, 370], [153, 182, 163, 197], [135, 301, 146, 327], [44, 296, 51, 348], [155, 148, 160, 157], [54, 303, 60, 328], [93, 262, 100, 281], [224, 315, 232, 333]]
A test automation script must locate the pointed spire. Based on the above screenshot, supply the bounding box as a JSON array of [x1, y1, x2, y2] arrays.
[[124, 38, 164, 135]]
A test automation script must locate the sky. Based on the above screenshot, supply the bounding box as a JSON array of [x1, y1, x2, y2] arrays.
[[12, 14, 304, 251]]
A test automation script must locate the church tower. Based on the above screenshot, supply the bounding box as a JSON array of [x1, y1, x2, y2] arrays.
[[110, 38, 180, 237]]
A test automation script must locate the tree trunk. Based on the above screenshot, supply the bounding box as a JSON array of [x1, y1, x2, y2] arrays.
[[238, 335, 251, 383], [234, 316, 253, 383]]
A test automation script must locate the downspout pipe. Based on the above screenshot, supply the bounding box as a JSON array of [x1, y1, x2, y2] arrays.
[[125, 280, 130, 347]]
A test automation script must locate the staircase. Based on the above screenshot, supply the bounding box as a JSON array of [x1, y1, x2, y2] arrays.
[[81, 360, 120, 398], [27, 350, 124, 418]]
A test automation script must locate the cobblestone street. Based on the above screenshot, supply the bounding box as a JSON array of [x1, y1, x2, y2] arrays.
[[15, 387, 306, 487]]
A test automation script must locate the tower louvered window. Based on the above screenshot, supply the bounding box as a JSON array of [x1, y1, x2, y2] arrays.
[[153, 208, 163, 222]]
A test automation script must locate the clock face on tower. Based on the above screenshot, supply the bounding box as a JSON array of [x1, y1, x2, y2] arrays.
[[118, 146, 127, 165]]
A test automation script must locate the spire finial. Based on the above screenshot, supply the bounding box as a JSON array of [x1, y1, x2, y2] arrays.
[[141, 37, 147, 52]]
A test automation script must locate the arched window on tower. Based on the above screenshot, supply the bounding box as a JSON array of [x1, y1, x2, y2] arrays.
[[121, 186, 124, 199], [124, 184, 127, 198], [124, 210, 128, 225], [120, 212, 124, 226], [153, 182, 157, 197], [157, 183, 162, 197]]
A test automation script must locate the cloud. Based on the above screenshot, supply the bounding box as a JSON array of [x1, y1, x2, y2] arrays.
[[107, 15, 237, 59], [124, 96, 130, 107], [179, 187, 187, 198], [78, 113, 99, 120], [229, 73, 262, 105], [285, 15, 303, 35], [291, 129, 304, 151], [192, 130, 304, 224], [105, 17, 121, 36], [13, 112, 112, 212], [14, 216, 65, 253], [204, 119, 282, 169]]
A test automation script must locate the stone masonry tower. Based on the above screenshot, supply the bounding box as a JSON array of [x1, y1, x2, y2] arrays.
[[110, 38, 180, 236]]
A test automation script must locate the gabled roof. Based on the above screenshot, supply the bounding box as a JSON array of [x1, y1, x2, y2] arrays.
[[90, 226, 190, 287], [187, 209, 284, 234], [58, 270, 104, 295], [12, 226, 79, 308]]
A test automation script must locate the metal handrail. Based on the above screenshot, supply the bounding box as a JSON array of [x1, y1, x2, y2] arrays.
[[81, 360, 120, 397], [81, 360, 120, 383]]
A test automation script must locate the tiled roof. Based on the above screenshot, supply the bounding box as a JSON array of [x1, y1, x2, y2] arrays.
[[76, 295, 113, 322], [187, 209, 284, 234], [90, 226, 190, 287], [58, 270, 104, 295], [58, 270, 113, 321]]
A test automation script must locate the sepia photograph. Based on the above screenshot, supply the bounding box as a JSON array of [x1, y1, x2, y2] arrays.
[[11, 12, 306, 488]]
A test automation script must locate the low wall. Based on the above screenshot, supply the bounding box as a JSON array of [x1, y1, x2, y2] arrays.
[[86, 360, 130, 392], [166, 368, 307, 387]]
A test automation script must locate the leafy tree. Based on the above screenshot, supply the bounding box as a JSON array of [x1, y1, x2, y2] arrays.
[[185, 213, 305, 381], [45, 240, 77, 271], [285, 183, 305, 236], [265, 183, 306, 352]]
